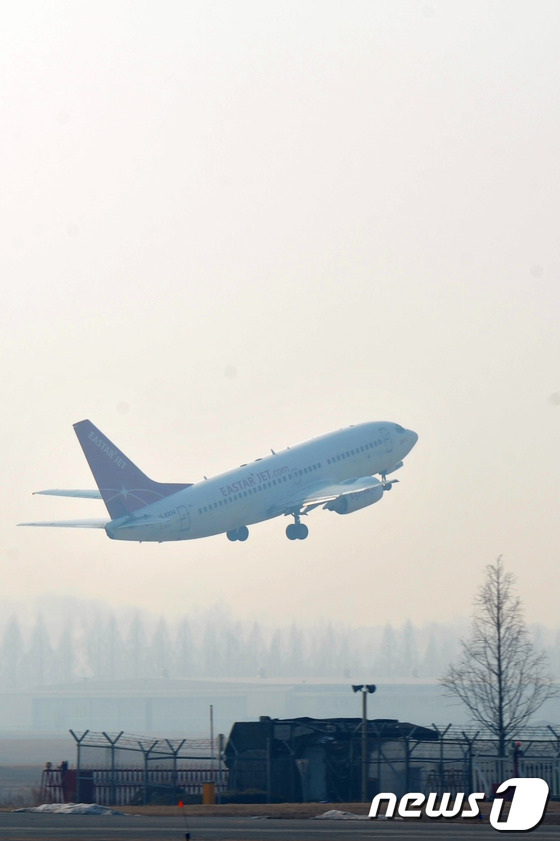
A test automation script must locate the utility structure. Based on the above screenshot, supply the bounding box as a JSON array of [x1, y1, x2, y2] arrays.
[[352, 684, 376, 801]]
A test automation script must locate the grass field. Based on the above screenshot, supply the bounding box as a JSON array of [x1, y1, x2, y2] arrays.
[[108, 800, 560, 821]]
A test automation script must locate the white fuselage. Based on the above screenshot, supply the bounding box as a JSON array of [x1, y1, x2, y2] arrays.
[[105, 422, 417, 542]]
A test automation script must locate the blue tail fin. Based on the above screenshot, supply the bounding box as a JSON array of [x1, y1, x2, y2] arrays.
[[73, 420, 192, 519]]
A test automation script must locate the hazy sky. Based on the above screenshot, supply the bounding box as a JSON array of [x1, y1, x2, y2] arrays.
[[3, 1, 560, 629]]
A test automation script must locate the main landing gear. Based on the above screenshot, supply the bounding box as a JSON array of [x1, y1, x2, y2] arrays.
[[285, 512, 309, 540], [227, 526, 249, 541], [381, 474, 394, 490], [286, 523, 308, 540]]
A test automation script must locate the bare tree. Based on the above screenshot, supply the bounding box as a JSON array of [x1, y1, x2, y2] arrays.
[[441, 556, 558, 755]]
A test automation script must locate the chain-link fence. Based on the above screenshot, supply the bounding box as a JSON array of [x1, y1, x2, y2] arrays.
[[40, 731, 228, 805], [370, 724, 560, 799], [39, 723, 560, 805], [225, 720, 560, 802]]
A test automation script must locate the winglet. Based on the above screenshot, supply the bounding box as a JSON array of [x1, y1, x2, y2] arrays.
[[73, 420, 191, 519]]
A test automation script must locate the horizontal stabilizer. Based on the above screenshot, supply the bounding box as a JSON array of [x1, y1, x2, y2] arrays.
[[33, 489, 103, 499], [18, 519, 109, 528]]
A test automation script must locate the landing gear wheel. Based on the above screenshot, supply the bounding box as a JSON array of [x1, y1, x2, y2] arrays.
[[227, 526, 249, 541], [381, 474, 393, 491], [296, 523, 309, 540], [286, 522, 308, 540], [286, 508, 309, 540], [286, 523, 299, 540]]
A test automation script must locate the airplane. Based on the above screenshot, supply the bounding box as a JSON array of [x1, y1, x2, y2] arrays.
[[19, 419, 418, 542]]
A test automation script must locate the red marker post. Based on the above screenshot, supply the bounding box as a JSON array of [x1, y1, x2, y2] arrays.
[[179, 799, 190, 841]]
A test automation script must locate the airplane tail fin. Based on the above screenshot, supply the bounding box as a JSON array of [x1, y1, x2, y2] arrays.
[[73, 420, 192, 520]]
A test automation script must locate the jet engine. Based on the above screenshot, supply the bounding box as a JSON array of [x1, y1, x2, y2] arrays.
[[324, 484, 384, 515]]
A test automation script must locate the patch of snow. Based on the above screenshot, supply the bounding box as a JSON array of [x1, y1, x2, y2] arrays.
[[14, 803, 125, 815], [313, 809, 369, 820]]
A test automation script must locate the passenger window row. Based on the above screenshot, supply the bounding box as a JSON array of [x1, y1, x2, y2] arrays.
[[198, 472, 297, 515], [294, 462, 322, 477], [326, 441, 380, 465], [198, 461, 326, 516]]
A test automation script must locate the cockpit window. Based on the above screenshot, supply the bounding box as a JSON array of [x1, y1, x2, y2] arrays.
[[394, 424, 405, 433]]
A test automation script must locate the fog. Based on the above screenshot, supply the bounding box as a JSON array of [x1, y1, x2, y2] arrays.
[[2, 2, 559, 634], [1, 595, 559, 737]]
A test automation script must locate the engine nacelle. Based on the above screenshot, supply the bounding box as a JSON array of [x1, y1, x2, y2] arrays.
[[324, 484, 384, 515]]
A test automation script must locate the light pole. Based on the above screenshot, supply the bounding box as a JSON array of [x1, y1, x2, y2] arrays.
[[352, 684, 376, 802]]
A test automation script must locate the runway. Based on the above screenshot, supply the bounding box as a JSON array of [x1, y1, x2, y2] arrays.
[[0, 813, 558, 841]]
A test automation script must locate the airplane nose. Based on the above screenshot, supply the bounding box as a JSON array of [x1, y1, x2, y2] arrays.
[[408, 429, 418, 448]]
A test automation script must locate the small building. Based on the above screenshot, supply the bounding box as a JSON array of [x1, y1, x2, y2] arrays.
[[225, 716, 439, 802]]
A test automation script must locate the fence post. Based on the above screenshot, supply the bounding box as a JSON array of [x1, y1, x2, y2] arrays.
[[459, 730, 479, 795], [217, 734, 224, 804], [138, 740, 158, 806], [370, 721, 384, 800], [266, 736, 272, 804], [165, 739, 185, 792], [547, 726, 560, 798], [400, 726, 419, 794], [431, 724, 451, 793], [101, 731, 123, 806], [403, 733, 410, 792], [69, 729, 89, 803]]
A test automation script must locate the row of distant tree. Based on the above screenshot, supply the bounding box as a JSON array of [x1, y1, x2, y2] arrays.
[[0, 602, 559, 689]]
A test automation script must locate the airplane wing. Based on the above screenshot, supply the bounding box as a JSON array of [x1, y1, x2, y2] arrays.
[[18, 519, 109, 528], [268, 475, 390, 517], [32, 489, 103, 499]]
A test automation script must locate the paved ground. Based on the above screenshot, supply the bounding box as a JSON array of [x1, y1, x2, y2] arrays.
[[0, 813, 558, 841]]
